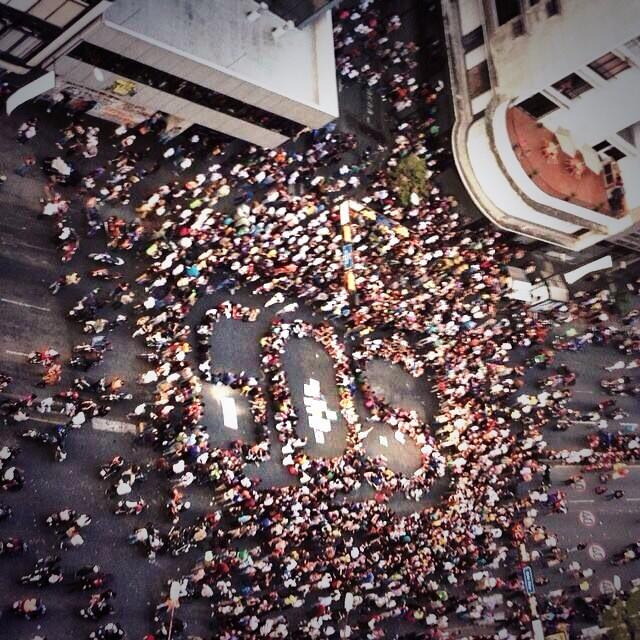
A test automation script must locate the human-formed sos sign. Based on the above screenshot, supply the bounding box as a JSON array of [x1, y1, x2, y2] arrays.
[[196, 305, 446, 500]]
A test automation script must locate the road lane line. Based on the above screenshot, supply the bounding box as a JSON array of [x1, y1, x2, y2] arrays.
[[29, 416, 66, 425], [92, 418, 136, 434], [0, 298, 50, 312], [626, 498, 640, 502], [569, 499, 595, 503], [0, 238, 55, 253], [5, 350, 30, 357]]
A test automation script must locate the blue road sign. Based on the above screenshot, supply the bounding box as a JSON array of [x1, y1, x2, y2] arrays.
[[523, 565, 535, 595], [342, 244, 353, 269]]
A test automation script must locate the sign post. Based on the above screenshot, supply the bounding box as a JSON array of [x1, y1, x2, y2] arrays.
[[523, 566, 536, 595]]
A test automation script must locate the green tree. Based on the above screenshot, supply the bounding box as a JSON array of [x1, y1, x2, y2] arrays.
[[390, 154, 430, 206], [600, 589, 640, 640]]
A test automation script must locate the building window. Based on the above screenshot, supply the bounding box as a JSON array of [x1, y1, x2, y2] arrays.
[[517, 92, 559, 118], [618, 121, 640, 148], [588, 51, 631, 80], [68, 42, 304, 138], [595, 140, 627, 161], [551, 73, 593, 99], [263, 0, 334, 26], [603, 146, 626, 161], [545, 0, 560, 16], [0, 5, 56, 62], [495, 0, 521, 25], [467, 60, 491, 99], [0, 0, 97, 28], [511, 17, 525, 37], [461, 25, 484, 52]]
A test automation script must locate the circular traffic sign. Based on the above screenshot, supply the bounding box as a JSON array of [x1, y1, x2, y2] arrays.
[[579, 510, 596, 527], [599, 580, 615, 595]]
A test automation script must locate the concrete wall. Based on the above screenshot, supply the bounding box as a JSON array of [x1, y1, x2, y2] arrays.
[[538, 64, 640, 149], [83, 21, 335, 131], [489, 0, 640, 100], [102, 0, 338, 125], [54, 55, 289, 147]]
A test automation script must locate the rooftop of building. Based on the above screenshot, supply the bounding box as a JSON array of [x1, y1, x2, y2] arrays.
[[103, 0, 338, 114], [506, 106, 625, 217]]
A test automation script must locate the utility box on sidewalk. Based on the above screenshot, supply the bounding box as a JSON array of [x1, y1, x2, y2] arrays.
[[505, 267, 569, 310]]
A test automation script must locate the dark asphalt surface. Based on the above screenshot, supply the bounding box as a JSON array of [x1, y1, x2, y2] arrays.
[[0, 3, 639, 640], [0, 5, 453, 637]]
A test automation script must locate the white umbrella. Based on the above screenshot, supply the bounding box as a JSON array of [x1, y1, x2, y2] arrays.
[[581, 144, 602, 174], [554, 127, 577, 156]]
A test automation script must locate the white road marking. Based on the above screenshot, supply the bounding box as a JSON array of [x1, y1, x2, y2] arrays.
[[29, 415, 66, 425], [588, 543, 606, 561], [569, 499, 595, 503], [626, 497, 640, 502], [574, 390, 595, 395], [5, 350, 29, 357], [578, 510, 596, 527], [304, 377, 336, 441], [379, 435, 388, 447], [92, 418, 136, 434], [600, 580, 615, 595], [0, 298, 50, 312], [0, 238, 55, 253], [219, 396, 238, 430]]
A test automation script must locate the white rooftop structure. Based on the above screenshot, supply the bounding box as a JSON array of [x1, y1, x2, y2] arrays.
[[442, 0, 640, 251], [49, 0, 338, 146], [103, 0, 338, 117]]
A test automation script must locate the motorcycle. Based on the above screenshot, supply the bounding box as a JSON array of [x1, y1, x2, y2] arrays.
[[0, 503, 13, 520], [0, 444, 19, 462], [22, 426, 68, 462], [84, 206, 102, 238], [100, 392, 132, 403], [1, 466, 24, 491], [89, 268, 123, 281], [0, 537, 27, 555], [114, 498, 147, 516], [83, 315, 127, 335], [137, 352, 159, 363], [46, 508, 77, 529], [100, 456, 125, 481], [90, 622, 126, 639], [11, 597, 46, 619], [20, 557, 63, 587], [89, 253, 125, 267], [29, 348, 60, 365], [70, 566, 112, 591], [79, 590, 115, 620]]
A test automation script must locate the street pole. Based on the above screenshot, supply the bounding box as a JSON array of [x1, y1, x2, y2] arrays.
[[519, 544, 545, 640], [167, 607, 175, 640]]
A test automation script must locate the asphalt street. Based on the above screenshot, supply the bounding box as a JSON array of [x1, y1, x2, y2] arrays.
[[0, 6, 452, 638], [0, 3, 638, 640]]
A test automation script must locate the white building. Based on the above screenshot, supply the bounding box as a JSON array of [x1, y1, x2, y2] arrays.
[[442, 0, 640, 251], [1, 0, 339, 147]]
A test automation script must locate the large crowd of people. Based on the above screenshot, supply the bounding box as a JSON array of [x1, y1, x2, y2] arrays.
[[0, 1, 638, 639]]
